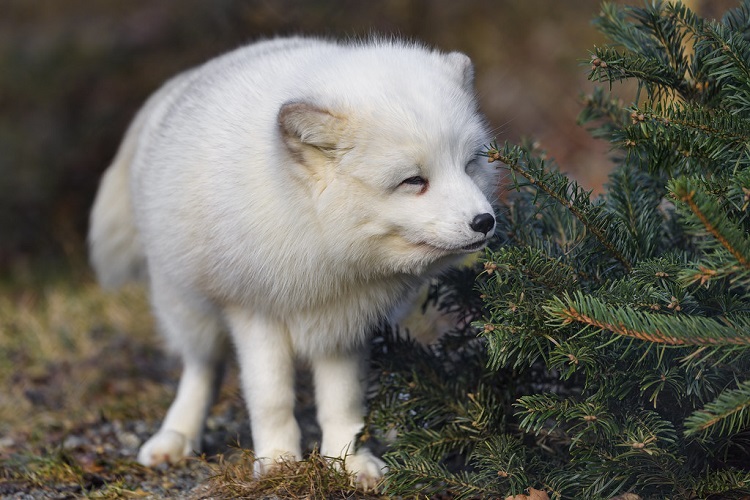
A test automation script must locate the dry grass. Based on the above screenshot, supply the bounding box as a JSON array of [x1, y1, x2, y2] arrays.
[[0, 267, 162, 435], [199, 448, 388, 499], [0, 262, 391, 497], [0, 263, 191, 496]]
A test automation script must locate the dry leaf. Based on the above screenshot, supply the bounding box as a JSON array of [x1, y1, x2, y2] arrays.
[[505, 487, 550, 500]]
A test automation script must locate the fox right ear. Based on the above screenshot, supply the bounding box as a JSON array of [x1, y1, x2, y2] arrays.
[[445, 51, 475, 90], [278, 101, 347, 154]]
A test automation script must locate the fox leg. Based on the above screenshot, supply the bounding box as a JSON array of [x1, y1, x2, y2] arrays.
[[137, 278, 227, 466], [225, 309, 302, 474], [312, 350, 387, 489]]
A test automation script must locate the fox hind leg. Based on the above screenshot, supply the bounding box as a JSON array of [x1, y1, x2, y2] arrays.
[[137, 279, 228, 466]]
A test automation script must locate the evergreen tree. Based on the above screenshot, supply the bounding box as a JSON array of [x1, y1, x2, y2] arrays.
[[368, 2, 750, 498]]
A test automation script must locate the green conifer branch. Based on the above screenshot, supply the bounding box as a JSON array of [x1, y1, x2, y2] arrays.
[[481, 246, 580, 296], [605, 166, 665, 260], [381, 451, 505, 500], [395, 428, 479, 462], [547, 292, 750, 346], [670, 178, 750, 269], [699, 23, 750, 113], [680, 263, 739, 288], [467, 435, 543, 496], [631, 103, 750, 149], [514, 393, 570, 435], [578, 87, 629, 141], [370, 1, 750, 496], [594, 2, 660, 55], [478, 246, 588, 370], [589, 46, 682, 99], [515, 393, 621, 443], [620, 103, 750, 176], [721, 1, 750, 34], [684, 379, 750, 439], [593, 2, 691, 78], [486, 143, 633, 271], [694, 469, 750, 497]]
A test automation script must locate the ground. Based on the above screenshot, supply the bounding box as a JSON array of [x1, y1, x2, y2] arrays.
[[0, 261, 383, 499]]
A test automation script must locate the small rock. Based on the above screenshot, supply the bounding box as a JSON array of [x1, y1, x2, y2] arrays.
[[63, 435, 86, 450], [134, 420, 150, 436], [117, 430, 141, 451]]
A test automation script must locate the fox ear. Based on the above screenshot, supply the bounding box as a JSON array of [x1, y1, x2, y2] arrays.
[[278, 101, 346, 154], [445, 51, 475, 89]]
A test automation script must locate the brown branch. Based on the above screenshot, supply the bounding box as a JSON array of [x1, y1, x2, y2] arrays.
[[678, 189, 750, 269], [559, 306, 750, 346], [693, 399, 750, 433]]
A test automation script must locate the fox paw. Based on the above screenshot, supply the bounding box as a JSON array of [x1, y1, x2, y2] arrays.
[[253, 449, 301, 477], [137, 430, 194, 466], [344, 449, 388, 491]]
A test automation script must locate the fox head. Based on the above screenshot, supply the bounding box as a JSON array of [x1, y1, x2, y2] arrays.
[[278, 47, 497, 277]]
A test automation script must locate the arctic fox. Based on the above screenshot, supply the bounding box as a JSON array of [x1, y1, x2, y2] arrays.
[[89, 36, 496, 486]]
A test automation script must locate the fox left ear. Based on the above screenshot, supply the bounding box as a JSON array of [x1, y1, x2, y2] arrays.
[[445, 51, 475, 90], [278, 101, 347, 155]]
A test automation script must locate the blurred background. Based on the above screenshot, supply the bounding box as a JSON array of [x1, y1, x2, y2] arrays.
[[0, 0, 734, 278]]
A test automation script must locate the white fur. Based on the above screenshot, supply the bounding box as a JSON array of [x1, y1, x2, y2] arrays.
[[89, 36, 496, 486]]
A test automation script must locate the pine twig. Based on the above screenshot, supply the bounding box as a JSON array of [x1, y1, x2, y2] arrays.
[[548, 293, 750, 346], [671, 179, 750, 270], [487, 145, 633, 272], [684, 380, 750, 439]]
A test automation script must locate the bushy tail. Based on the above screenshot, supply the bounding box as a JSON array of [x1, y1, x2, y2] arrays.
[[88, 112, 148, 289]]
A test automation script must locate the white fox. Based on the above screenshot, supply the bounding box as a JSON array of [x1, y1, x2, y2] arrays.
[[89, 36, 496, 487]]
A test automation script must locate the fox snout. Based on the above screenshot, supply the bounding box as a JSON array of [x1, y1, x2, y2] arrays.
[[470, 212, 495, 235]]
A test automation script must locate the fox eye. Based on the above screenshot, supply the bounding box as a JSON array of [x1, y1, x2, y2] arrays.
[[401, 176, 427, 187]]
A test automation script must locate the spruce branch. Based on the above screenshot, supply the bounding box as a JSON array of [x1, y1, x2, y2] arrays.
[[514, 393, 570, 436], [394, 428, 479, 463], [486, 142, 632, 271], [694, 468, 750, 497], [589, 46, 682, 100], [515, 394, 619, 446], [469, 435, 538, 496], [578, 87, 630, 141], [684, 379, 750, 439], [670, 177, 750, 270], [605, 165, 665, 260], [371, 1, 750, 496], [699, 23, 750, 114], [589, 0, 693, 100], [593, 1, 661, 55], [381, 451, 505, 500], [547, 292, 750, 346], [481, 246, 580, 297], [624, 103, 750, 173], [477, 246, 588, 371], [721, 0, 750, 35]]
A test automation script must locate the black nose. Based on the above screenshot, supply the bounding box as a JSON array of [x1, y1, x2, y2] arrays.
[[470, 212, 495, 235]]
